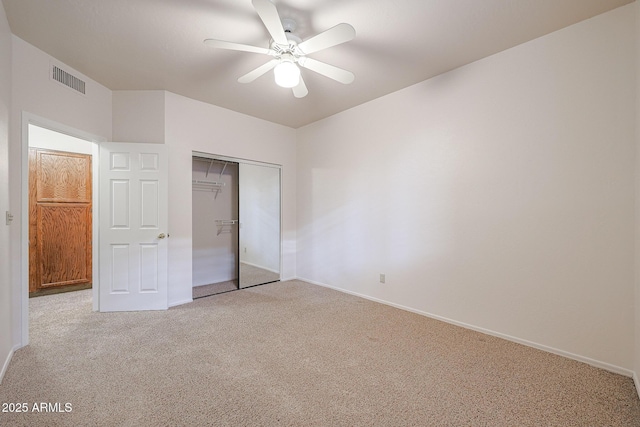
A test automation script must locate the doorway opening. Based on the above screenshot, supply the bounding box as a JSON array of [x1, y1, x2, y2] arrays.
[[20, 114, 103, 347], [28, 125, 94, 298]]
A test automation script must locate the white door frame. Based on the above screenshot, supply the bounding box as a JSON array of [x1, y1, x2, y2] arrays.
[[20, 112, 105, 346]]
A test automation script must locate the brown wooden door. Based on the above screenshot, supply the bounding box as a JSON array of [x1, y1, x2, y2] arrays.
[[29, 148, 92, 294]]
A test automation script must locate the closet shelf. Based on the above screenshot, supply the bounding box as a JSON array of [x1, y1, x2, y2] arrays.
[[215, 220, 239, 225], [192, 180, 225, 191], [193, 157, 232, 179]]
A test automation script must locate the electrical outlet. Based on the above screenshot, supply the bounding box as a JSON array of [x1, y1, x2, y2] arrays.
[[380, 273, 385, 284], [244, 247, 247, 253], [6, 211, 13, 225]]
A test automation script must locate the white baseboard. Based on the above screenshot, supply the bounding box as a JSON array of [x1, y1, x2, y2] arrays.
[[297, 276, 634, 378], [634, 372, 640, 400], [0, 345, 18, 384], [169, 298, 193, 308]]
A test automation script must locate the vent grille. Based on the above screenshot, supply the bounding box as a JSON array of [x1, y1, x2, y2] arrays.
[[52, 65, 86, 95]]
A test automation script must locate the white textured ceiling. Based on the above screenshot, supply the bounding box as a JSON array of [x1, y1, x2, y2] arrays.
[[1, 0, 632, 128]]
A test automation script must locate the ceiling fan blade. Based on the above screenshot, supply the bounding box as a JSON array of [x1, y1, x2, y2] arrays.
[[238, 59, 279, 83], [252, 0, 288, 46], [298, 57, 355, 84], [204, 39, 274, 55], [292, 75, 308, 98], [298, 23, 356, 55]]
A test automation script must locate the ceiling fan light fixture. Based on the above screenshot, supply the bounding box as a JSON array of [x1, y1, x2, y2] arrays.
[[204, 0, 356, 96], [274, 60, 300, 88]]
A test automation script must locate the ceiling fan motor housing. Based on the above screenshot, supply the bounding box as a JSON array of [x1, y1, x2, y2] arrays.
[[281, 18, 297, 33], [203, 0, 355, 96], [271, 20, 302, 57]]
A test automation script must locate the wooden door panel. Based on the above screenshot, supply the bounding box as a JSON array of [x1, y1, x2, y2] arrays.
[[29, 148, 92, 294], [37, 151, 91, 203], [37, 204, 92, 288]]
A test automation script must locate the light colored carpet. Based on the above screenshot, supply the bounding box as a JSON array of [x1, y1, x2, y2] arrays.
[[1, 280, 639, 426]]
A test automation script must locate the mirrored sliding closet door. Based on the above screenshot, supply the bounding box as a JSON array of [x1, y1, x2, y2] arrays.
[[191, 153, 281, 299], [238, 162, 281, 288]]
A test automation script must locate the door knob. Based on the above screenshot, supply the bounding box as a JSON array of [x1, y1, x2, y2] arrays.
[[158, 233, 166, 239]]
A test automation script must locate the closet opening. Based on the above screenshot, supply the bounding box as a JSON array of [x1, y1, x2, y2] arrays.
[[192, 153, 281, 299]]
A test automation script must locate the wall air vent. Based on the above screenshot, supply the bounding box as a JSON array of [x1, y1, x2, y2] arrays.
[[51, 65, 86, 95]]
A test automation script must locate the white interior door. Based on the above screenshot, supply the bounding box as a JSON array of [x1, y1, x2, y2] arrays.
[[99, 142, 168, 311]]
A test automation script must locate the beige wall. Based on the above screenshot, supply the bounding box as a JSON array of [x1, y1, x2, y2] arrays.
[[297, 4, 636, 372], [111, 90, 297, 306], [112, 90, 165, 143], [9, 36, 112, 347], [28, 124, 93, 154], [164, 91, 296, 306], [10, 36, 112, 140], [0, 1, 13, 382]]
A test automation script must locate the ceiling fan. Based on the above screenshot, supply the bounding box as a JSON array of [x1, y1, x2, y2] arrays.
[[204, 0, 356, 98]]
